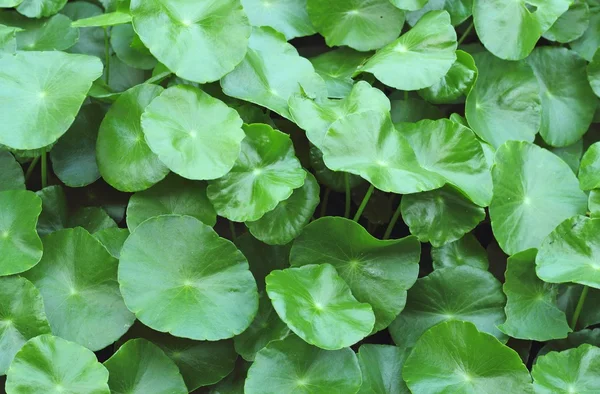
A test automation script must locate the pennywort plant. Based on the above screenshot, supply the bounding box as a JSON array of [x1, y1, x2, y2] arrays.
[[2, 0, 600, 393]]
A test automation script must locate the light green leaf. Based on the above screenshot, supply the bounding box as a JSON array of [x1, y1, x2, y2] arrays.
[[590, 190, 600, 217], [358, 344, 410, 394], [71, 11, 131, 27], [431, 234, 488, 271], [580, 141, 600, 190], [361, 11, 456, 90], [111, 23, 156, 70], [310, 48, 369, 99], [0, 24, 18, 55], [308, 145, 363, 192], [405, 0, 473, 26], [17, 0, 67, 18], [543, 1, 590, 43], [0, 12, 78, 51], [241, 0, 315, 40], [119, 215, 258, 340], [0, 51, 102, 150], [418, 50, 477, 104], [403, 321, 534, 393], [0, 151, 24, 191], [589, 49, 600, 98], [389, 0, 426, 12], [0, 0, 24, 7], [490, 141, 587, 255], [571, 3, 600, 61], [93, 227, 129, 259], [266, 264, 375, 350], [61, 1, 105, 59], [290, 216, 420, 332], [551, 139, 584, 173], [389, 266, 507, 349]]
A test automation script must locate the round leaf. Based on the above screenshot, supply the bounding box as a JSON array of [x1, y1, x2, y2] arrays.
[[266, 264, 376, 350], [0, 12, 78, 52], [246, 171, 319, 245], [241, 0, 315, 40], [321, 110, 445, 194], [309, 145, 363, 192], [431, 234, 488, 271], [207, 123, 305, 222], [130, 0, 251, 83], [465, 52, 542, 149], [16, 0, 67, 18], [405, 0, 473, 26], [35, 185, 67, 236], [403, 321, 533, 393], [307, 0, 405, 51], [23, 227, 135, 350], [401, 186, 486, 247], [490, 141, 587, 255], [390, 0, 427, 12], [119, 215, 258, 340], [357, 344, 410, 394], [310, 48, 369, 99], [68, 206, 117, 234], [0, 51, 103, 150], [0, 190, 42, 276], [141, 85, 245, 180], [571, 3, 600, 61], [0, 151, 24, 192], [6, 334, 109, 393], [361, 10, 457, 91], [110, 23, 156, 70], [290, 217, 420, 332], [93, 227, 129, 259], [543, 1, 590, 43], [245, 334, 362, 394], [61, 1, 105, 59], [389, 266, 507, 349], [0, 276, 50, 375], [104, 338, 187, 394], [418, 50, 477, 104], [579, 141, 600, 190], [533, 344, 600, 393]]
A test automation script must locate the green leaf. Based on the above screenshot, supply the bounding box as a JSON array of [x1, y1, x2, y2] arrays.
[[17, 0, 67, 18], [104, 54, 145, 93], [320, 110, 445, 194], [68, 206, 117, 234], [390, 96, 443, 123], [401, 186, 486, 247], [0, 23, 18, 55], [0, 276, 51, 375], [527, 47, 597, 147], [5, 334, 109, 394], [246, 171, 319, 245], [97, 83, 169, 192], [104, 338, 187, 394], [571, 3, 600, 61], [71, 11, 131, 27], [405, 0, 473, 26], [0, 12, 78, 51], [0, 151, 24, 191], [0, 190, 42, 276], [141, 85, 245, 181], [23, 227, 135, 350], [93, 227, 129, 259], [35, 185, 67, 236], [473, 0, 571, 60], [290, 216, 420, 332], [580, 141, 600, 190], [0, 0, 24, 7], [498, 249, 571, 341], [539, 328, 600, 356], [266, 264, 375, 350], [389, 266, 507, 349], [551, 139, 584, 173], [389, 0, 428, 12], [130, 0, 251, 83], [403, 321, 534, 393], [244, 334, 362, 394], [241, 0, 315, 40], [310, 48, 369, 99], [0, 51, 102, 150], [221, 27, 326, 120], [431, 234, 489, 271], [119, 215, 258, 340], [207, 123, 305, 222], [61, 1, 105, 59], [307, 0, 405, 51], [465, 52, 541, 149], [235, 233, 291, 291], [110, 23, 156, 70], [399, 118, 492, 206], [590, 190, 600, 218], [589, 49, 600, 98], [361, 10, 456, 90], [543, 1, 590, 43], [490, 141, 587, 255], [418, 50, 477, 105], [536, 216, 600, 289], [357, 344, 410, 394], [309, 145, 363, 192], [532, 344, 600, 393], [289, 81, 391, 149], [126, 174, 216, 231]]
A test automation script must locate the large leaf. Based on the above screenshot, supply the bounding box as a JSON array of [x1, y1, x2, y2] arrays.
[[361, 10, 457, 90], [405, 0, 473, 26], [290, 216, 420, 332], [119, 215, 258, 340], [130, 0, 251, 83], [0, 12, 78, 51], [389, 266, 507, 349], [5, 334, 110, 393], [310, 48, 369, 98], [490, 141, 587, 255], [0, 51, 102, 150], [418, 50, 477, 105], [357, 344, 410, 394], [403, 321, 534, 393], [245, 334, 362, 394], [571, 2, 600, 61], [110, 23, 156, 70], [465, 52, 542, 149], [0, 151, 24, 191], [543, 1, 590, 43], [141, 85, 245, 181], [23, 227, 135, 351], [266, 264, 376, 350], [241, 0, 315, 40], [207, 123, 305, 222], [16, 0, 67, 18], [430, 234, 488, 271]]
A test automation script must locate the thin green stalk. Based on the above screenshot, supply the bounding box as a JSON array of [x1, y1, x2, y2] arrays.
[[41, 148, 47, 188], [104, 27, 110, 84], [571, 285, 589, 329], [229, 221, 237, 240], [457, 21, 474, 46], [404, 90, 409, 101], [344, 174, 351, 218], [353, 185, 374, 222], [24, 156, 40, 182], [320, 188, 331, 218], [384, 201, 402, 240]]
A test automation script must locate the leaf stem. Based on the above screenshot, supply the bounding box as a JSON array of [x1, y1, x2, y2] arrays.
[[404, 90, 409, 101], [457, 21, 474, 46], [353, 184, 375, 222], [344, 173, 351, 218], [384, 200, 402, 240], [571, 285, 589, 329], [320, 188, 331, 218], [24, 156, 40, 182], [41, 148, 47, 188], [104, 27, 110, 85], [228, 221, 237, 240]]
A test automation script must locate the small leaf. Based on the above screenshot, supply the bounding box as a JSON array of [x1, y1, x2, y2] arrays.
[[110, 23, 156, 70], [35, 185, 67, 236], [17, 0, 67, 18], [235, 233, 291, 291], [0, 151, 24, 191], [543, 1, 590, 43], [418, 50, 477, 105], [310, 48, 369, 98], [431, 234, 488, 271], [579, 141, 600, 190], [539, 328, 600, 357], [71, 11, 132, 27], [571, 4, 600, 61], [68, 206, 117, 234], [93, 227, 129, 259], [357, 344, 410, 394], [405, 0, 473, 26], [0, 12, 78, 51], [241, 0, 315, 40]]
